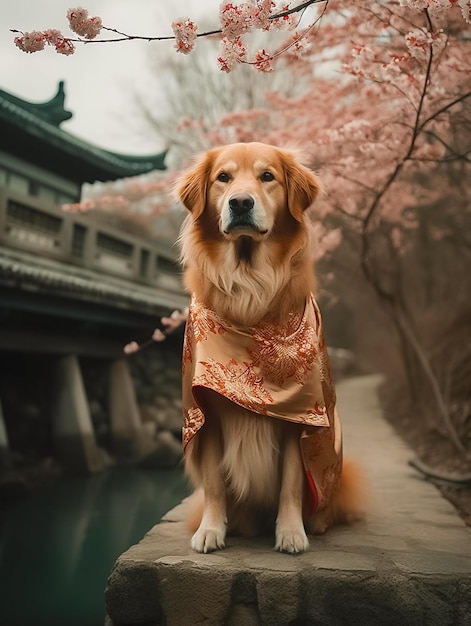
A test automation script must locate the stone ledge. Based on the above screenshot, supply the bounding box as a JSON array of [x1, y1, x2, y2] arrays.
[[105, 376, 471, 625]]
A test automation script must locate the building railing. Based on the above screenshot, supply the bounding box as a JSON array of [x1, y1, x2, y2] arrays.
[[0, 186, 182, 294]]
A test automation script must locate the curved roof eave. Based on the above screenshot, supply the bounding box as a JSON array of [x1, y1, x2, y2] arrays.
[[0, 84, 167, 182]]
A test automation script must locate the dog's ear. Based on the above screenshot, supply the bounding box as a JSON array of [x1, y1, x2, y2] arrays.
[[177, 151, 213, 219], [283, 152, 321, 222]]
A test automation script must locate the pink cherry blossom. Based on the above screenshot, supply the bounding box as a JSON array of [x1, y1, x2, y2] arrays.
[[270, 3, 297, 30], [278, 30, 312, 60], [218, 36, 247, 72], [42, 29, 65, 46], [254, 48, 273, 72], [405, 28, 432, 59], [171, 18, 198, 54], [14, 31, 45, 53], [250, 0, 275, 31], [67, 7, 102, 39], [219, 3, 253, 38], [399, 0, 471, 20], [152, 329, 166, 342], [404, 27, 447, 60], [161, 309, 189, 332], [54, 38, 76, 56], [13, 28, 75, 55], [123, 341, 140, 355]]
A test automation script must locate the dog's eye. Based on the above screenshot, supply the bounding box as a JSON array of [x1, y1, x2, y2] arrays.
[[217, 172, 231, 183], [260, 171, 275, 182]]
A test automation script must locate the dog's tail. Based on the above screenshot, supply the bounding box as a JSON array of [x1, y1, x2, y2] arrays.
[[306, 457, 367, 535], [331, 458, 367, 524]]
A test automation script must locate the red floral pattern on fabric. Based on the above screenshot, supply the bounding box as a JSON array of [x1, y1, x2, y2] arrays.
[[249, 309, 317, 387], [194, 358, 274, 414], [191, 297, 229, 343], [182, 296, 230, 374], [182, 406, 205, 448]]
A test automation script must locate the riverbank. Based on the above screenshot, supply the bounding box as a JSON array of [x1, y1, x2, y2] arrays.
[[0, 466, 189, 626]]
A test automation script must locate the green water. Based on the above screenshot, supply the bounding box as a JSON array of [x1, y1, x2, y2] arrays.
[[0, 467, 189, 626]]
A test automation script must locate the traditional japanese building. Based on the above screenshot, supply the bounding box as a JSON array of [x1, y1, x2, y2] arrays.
[[0, 80, 167, 198], [0, 82, 186, 473], [0, 81, 186, 340]]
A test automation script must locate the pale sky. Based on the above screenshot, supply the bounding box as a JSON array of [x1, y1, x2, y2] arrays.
[[1, 0, 215, 155]]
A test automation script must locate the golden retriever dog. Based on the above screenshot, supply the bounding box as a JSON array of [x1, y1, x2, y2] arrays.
[[177, 142, 363, 554]]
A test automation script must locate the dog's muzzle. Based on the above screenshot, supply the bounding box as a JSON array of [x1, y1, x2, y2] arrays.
[[223, 193, 267, 236]]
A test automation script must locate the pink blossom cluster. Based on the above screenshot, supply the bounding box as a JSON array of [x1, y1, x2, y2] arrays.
[[14, 6, 102, 55], [219, 2, 258, 38], [218, 1, 296, 37], [217, 1, 298, 72], [284, 33, 312, 59], [253, 48, 274, 72], [405, 27, 446, 60], [123, 341, 140, 355], [14, 31, 46, 54], [343, 18, 446, 110], [218, 36, 248, 71], [66, 7, 102, 39], [171, 18, 198, 54], [14, 28, 76, 55], [400, 0, 470, 21]]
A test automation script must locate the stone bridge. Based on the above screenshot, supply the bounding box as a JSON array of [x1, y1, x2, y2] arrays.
[[0, 187, 188, 473]]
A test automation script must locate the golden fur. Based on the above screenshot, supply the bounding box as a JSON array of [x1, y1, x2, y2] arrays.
[[177, 142, 364, 554]]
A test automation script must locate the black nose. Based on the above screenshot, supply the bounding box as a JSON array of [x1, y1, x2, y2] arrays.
[[228, 193, 254, 215]]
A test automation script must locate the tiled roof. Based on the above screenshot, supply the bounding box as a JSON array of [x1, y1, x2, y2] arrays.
[[0, 82, 168, 183], [0, 248, 188, 316]]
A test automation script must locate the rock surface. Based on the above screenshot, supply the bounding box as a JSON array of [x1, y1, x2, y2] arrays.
[[105, 375, 471, 626]]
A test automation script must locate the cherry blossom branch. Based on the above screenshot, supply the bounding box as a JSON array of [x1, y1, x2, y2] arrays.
[[419, 130, 471, 163], [244, 0, 329, 68], [123, 309, 188, 355], [98, 0, 324, 43], [335, 174, 377, 195], [11, 1, 329, 71], [418, 90, 471, 132], [331, 203, 365, 224]]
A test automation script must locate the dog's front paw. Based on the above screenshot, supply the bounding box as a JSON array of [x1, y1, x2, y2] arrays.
[[191, 525, 226, 553], [274, 528, 309, 554]]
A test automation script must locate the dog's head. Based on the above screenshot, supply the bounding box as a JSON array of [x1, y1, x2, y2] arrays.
[[177, 142, 320, 242]]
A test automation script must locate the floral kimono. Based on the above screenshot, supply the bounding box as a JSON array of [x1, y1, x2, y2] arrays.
[[182, 294, 342, 512]]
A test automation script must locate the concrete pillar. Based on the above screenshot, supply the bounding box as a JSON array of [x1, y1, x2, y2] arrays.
[[0, 398, 10, 472], [51, 355, 106, 473], [109, 359, 154, 460], [0, 397, 9, 463]]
